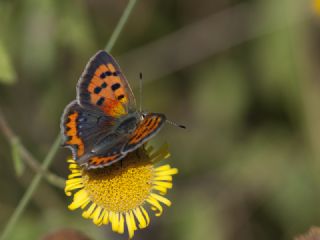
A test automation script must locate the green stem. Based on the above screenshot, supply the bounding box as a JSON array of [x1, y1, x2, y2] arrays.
[[105, 0, 138, 52], [45, 171, 65, 189], [0, 135, 61, 240], [0, 109, 64, 188]]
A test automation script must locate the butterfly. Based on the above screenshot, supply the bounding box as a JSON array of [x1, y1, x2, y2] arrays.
[[61, 50, 175, 169]]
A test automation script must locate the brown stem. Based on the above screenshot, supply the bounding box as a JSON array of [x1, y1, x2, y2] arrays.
[[0, 108, 64, 188]]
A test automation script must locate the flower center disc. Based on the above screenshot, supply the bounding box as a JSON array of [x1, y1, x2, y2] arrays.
[[82, 156, 153, 213]]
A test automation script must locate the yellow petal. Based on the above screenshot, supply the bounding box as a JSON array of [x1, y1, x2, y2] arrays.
[[125, 212, 135, 239], [155, 168, 178, 176], [152, 185, 168, 195], [146, 197, 163, 216], [80, 199, 90, 209], [118, 213, 125, 234], [82, 203, 96, 218], [151, 193, 171, 206], [65, 182, 84, 196], [65, 181, 83, 190], [67, 159, 76, 164], [73, 189, 88, 201], [68, 197, 90, 210], [111, 212, 119, 232], [68, 189, 90, 210], [68, 163, 79, 169], [133, 208, 147, 229], [71, 169, 81, 174], [153, 181, 172, 189], [153, 175, 172, 181], [140, 206, 150, 226], [66, 178, 82, 185], [68, 172, 82, 178], [92, 206, 103, 225], [102, 209, 109, 225], [129, 210, 137, 230], [154, 164, 171, 172]]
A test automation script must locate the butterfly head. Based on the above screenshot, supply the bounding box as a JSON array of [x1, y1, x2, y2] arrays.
[[139, 111, 147, 121]]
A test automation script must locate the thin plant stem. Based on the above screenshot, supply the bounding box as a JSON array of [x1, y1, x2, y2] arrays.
[[0, 135, 61, 240], [105, 0, 138, 52], [0, 110, 64, 188]]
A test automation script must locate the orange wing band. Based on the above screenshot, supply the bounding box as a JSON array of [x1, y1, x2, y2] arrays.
[[64, 112, 85, 157], [87, 63, 128, 117], [129, 117, 162, 145], [88, 154, 123, 167]]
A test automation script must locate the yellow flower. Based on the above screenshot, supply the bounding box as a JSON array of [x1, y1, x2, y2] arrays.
[[64, 144, 178, 239], [314, 0, 320, 14]]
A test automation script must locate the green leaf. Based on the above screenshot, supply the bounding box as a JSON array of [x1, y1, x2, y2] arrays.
[[0, 41, 16, 85], [10, 137, 25, 177]]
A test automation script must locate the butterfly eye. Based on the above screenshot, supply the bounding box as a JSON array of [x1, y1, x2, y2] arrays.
[[140, 113, 147, 121]]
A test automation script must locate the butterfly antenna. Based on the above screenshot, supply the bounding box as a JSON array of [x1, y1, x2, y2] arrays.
[[166, 119, 186, 129], [138, 72, 185, 129], [139, 72, 143, 113]]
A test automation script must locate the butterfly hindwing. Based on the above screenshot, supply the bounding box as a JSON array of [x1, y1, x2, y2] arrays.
[[123, 113, 166, 152], [61, 101, 86, 160], [77, 134, 128, 169], [87, 154, 125, 168], [61, 100, 119, 161], [77, 51, 136, 118], [82, 113, 166, 169]]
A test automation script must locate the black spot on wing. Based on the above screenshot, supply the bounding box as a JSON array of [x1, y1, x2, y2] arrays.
[[117, 95, 125, 100], [113, 71, 121, 76], [96, 97, 105, 106], [101, 82, 107, 88], [111, 83, 121, 91], [94, 87, 102, 94], [100, 71, 112, 78]]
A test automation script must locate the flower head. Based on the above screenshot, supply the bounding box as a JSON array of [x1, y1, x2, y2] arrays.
[[314, 0, 320, 14], [65, 144, 178, 239]]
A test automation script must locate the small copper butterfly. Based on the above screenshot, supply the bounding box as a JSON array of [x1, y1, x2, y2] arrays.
[[60, 50, 183, 169]]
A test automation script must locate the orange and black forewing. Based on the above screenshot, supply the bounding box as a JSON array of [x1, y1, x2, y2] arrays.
[[77, 50, 136, 118]]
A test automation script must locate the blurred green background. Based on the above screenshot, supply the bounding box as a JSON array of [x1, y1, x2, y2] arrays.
[[1, 0, 320, 239]]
